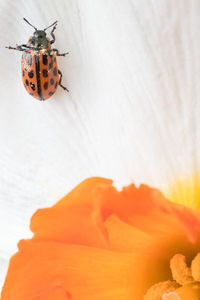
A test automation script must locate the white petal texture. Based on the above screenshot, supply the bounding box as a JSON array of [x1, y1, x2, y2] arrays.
[[0, 0, 200, 290]]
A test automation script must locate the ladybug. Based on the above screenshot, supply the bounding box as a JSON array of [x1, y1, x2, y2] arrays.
[[6, 18, 69, 101]]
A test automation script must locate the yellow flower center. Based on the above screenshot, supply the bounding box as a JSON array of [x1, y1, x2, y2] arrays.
[[165, 174, 200, 212], [144, 253, 200, 300]]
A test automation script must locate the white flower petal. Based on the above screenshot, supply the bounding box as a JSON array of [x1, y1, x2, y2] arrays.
[[0, 0, 200, 289]]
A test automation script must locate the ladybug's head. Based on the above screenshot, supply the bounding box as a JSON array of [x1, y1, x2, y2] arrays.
[[28, 30, 48, 49], [23, 18, 57, 49], [33, 30, 46, 39], [31, 30, 48, 48]]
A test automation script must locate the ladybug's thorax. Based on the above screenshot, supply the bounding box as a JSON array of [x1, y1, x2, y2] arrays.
[[28, 30, 49, 49]]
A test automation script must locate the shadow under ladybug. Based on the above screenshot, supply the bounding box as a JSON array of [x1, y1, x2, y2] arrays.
[[6, 18, 69, 101]]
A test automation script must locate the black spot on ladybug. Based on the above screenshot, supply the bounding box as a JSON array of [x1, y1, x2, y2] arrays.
[[53, 67, 57, 76], [50, 78, 54, 85], [44, 82, 48, 90], [42, 69, 48, 77], [48, 91, 54, 96], [49, 57, 53, 70], [27, 53, 32, 66], [55, 81, 58, 89], [28, 70, 34, 78], [43, 54, 48, 65], [25, 79, 29, 86], [30, 82, 35, 91], [22, 70, 25, 77]]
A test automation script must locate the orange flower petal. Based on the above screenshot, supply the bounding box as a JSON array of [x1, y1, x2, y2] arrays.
[[1, 240, 134, 300], [105, 214, 154, 252], [40, 287, 71, 300], [101, 183, 200, 243], [31, 177, 113, 248]]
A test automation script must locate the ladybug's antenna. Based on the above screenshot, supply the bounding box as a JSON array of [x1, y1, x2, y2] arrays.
[[44, 20, 58, 31], [23, 18, 37, 30]]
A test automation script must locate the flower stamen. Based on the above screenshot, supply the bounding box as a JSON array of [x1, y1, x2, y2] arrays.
[[143, 281, 180, 300], [144, 253, 200, 299], [170, 254, 194, 285], [162, 292, 180, 300], [191, 253, 200, 281]]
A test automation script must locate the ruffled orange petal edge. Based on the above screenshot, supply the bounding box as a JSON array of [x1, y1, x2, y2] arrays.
[[31, 177, 200, 246]]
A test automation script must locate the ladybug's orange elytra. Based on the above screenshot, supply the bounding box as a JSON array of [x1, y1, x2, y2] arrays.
[[6, 18, 69, 101]]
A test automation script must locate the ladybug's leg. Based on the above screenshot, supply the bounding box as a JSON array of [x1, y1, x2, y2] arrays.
[[58, 69, 69, 92], [53, 48, 69, 56], [18, 44, 41, 50], [50, 25, 57, 44], [5, 45, 25, 51], [6, 44, 40, 51]]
